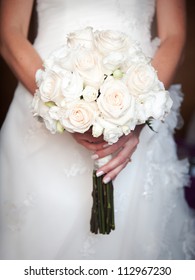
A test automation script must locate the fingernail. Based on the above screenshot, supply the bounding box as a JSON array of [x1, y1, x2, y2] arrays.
[[96, 170, 104, 177], [91, 154, 99, 160], [103, 176, 111, 184]]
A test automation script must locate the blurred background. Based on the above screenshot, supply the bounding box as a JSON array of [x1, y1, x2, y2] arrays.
[[0, 0, 195, 207]]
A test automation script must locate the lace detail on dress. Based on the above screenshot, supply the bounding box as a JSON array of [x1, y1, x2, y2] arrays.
[[63, 151, 91, 177], [80, 233, 99, 258], [24, 119, 49, 143], [4, 193, 37, 232], [182, 218, 195, 259]]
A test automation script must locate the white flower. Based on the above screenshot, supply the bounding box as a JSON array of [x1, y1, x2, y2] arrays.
[[136, 90, 173, 122], [125, 63, 159, 96], [44, 46, 74, 71], [103, 52, 127, 73], [97, 76, 136, 126], [104, 125, 123, 144], [94, 29, 130, 56], [33, 27, 173, 141], [92, 116, 124, 144], [73, 48, 104, 88], [48, 106, 61, 120], [122, 125, 131, 135], [82, 86, 98, 102], [92, 122, 104, 138], [38, 70, 63, 104], [32, 91, 58, 134], [32, 90, 46, 116], [67, 26, 95, 49], [61, 70, 83, 102], [60, 100, 97, 133]]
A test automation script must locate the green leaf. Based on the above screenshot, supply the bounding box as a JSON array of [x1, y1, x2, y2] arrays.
[[146, 118, 157, 133]]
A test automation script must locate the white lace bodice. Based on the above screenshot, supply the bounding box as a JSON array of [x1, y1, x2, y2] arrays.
[[34, 0, 160, 59]]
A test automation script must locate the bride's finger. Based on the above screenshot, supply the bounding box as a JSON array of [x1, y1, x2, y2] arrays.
[[96, 143, 136, 179], [102, 158, 130, 183], [93, 133, 139, 159], [79, 140, 106, 151], [74, 132, 104, 143]]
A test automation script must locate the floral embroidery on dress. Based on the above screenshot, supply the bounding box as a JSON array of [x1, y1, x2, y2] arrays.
[[4, 193, 37, 232]]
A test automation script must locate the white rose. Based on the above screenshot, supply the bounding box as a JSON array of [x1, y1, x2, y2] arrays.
[[43, 46, 74, 71], [32, 90, 47, 117], [32, 91, 58, 134], [61, 70, 83, 102], [38, 70, 63, 104], [48, 106, 61, 120], [150, 90, 173, 120], [97, 76, 136, 126], [104, 125, 123, 144], [102, 51, 127, 73], [60, 100, 97, 133], [94, 29, 130, 56], [125, 63, 159, 96], [92, 122, 104, 138], [92, 115, 124, 144], [44, 118, 58, 134], [82, 86, 98, 102], [67, 26, 95, 49], [73, 48, 104, 88], [136, 90, 173, 122]]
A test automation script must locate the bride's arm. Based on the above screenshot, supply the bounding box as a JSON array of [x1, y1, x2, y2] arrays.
[[85, 0, 186, 183], [152, 0, 186, 88], [0, 0, 43, 95]]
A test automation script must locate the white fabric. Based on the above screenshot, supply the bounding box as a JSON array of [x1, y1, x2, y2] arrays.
[[0, 0, 195, 260]]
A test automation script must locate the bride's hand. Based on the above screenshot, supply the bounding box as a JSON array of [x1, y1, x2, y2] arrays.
[[72, 130, 107, 151], [94, 125, 144, 183]]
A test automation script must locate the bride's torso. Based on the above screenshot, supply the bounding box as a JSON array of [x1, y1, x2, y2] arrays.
[[34, 0, 159, 58]]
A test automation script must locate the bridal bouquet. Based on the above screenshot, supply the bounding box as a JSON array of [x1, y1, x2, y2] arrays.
[[32, 27, 172, 234]]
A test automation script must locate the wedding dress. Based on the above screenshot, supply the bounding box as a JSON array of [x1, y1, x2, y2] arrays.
[[0, 0, 195, 260]]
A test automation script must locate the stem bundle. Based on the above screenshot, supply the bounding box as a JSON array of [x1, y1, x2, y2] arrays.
[[90, 170, 115, 234]]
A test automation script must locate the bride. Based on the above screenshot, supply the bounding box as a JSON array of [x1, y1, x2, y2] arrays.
[[0, 0, 194, 259]]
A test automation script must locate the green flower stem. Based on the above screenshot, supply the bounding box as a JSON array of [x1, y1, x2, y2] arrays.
[[90, 170, 115, 234], [106, 183, 111, 234], [110, 182, 115, 230]]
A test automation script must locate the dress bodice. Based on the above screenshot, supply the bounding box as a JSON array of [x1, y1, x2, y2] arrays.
[[34, 0, 160, 59]]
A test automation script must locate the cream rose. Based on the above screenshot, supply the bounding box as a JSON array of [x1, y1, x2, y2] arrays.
[[125, 63, 159, 96], [60, 100, 97, 133], [38, 70, 64, 105], [94, 29, 130, 56], [73, 48, 104, 88], [97, 77, 135, 126], [67, 26, 95, 49]]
